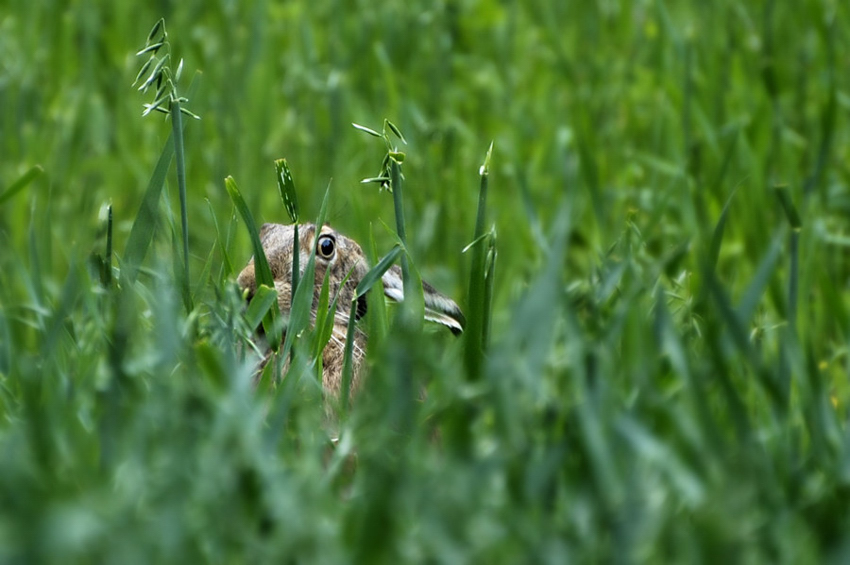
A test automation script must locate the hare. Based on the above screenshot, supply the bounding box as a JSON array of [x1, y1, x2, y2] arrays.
[[237, 222, 465, 396]]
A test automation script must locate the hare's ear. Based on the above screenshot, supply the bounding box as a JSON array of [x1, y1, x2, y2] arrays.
[[381, 265, 466, 335], [258, 223, 276, 240], [422, 278, 466, 335], [381, 265, 405, 304]]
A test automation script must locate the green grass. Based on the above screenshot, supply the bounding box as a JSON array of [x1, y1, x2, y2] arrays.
[[2, 0, 850, 562]]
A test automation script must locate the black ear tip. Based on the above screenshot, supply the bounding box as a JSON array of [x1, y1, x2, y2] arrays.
[[452, 309, 466, 335]]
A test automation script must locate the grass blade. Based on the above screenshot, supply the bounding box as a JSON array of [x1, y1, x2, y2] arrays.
[[354, 244, 403, 298], [123, 134, 173, 282], [225, 175, 280, 349], [351, 122, 383, 137], [170, 97, 192, 312], [340, 299, 358, 414], [274, 158, 299, 223], [206, 199, 234, 282], [774, 185, 803, 406], [365, 224, 389, 344], [0, 165, 43, 205], [279, 182, 332, 365], [104, 203, 113, 287], [737, 231, 783, 325], [341, 244, 405, 409], [379, 156, 425, 334], [243, 284, 279, 331], [708, 187, 738, 272], [224, 177, 274, 288], [774, 186, 802, 231], [482, 227, 497, 348], [464, 142, 493, 380], [275, 159, 301, 311], [311, 268, 333, 361]]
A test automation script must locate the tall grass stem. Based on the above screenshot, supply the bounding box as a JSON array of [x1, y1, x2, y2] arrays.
[[464, 143, 492, 381], [171, 98, 192, 312]]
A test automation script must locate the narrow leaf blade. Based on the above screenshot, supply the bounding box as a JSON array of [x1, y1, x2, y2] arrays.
[[0, 165, 43, 206]]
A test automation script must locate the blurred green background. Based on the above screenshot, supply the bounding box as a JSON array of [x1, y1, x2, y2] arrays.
[[3, 0, 850, 562], [3, 1, 847, 312], [6, 0, 842, 309]]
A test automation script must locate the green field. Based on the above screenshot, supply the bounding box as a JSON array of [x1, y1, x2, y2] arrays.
[[2, 0, 850, 562]]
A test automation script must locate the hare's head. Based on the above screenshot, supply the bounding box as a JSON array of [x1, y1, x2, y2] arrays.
[[237, 222, 464, 394], [237, 223, 371, 323], [237, 222, 465, 337]]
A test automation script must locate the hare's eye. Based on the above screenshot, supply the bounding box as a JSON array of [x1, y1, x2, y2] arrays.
[[317, 235, 336, 259]]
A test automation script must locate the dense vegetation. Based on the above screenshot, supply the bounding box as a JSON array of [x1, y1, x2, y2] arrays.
[[2, 1, 850, 562]]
